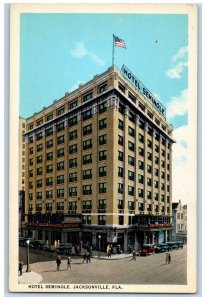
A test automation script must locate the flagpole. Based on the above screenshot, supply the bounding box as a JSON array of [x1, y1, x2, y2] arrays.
[[112, 34, 115, 66]]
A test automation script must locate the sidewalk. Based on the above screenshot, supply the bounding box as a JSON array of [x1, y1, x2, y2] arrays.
[[18, 266, 42, 284], [92, 251, 132, 260]]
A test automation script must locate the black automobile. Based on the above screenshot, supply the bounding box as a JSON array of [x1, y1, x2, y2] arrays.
[[56, 243, 73, 255], [30, 240, 46, 250], [154, 243, 169, 253]]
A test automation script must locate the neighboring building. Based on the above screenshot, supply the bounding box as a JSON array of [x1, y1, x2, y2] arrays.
[[23, 65, 174, 251], [172, 200, 187, 244], [18, 117, 26, 235]]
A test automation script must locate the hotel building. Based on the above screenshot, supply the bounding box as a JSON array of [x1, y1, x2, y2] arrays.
[[23, 65, 174, 251]]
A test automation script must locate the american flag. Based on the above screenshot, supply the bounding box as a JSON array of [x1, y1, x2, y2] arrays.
[[114, 35, 126, 48]]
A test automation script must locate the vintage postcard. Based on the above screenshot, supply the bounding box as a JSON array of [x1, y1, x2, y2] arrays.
[[9, 3, 197, 294]]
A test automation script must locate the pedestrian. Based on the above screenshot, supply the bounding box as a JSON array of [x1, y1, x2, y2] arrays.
[[82, 251, 87, 263], [19, 260, 23, 276], [165, 252, 169, 265], [67, 256, 72, 269], [132, 250, 136, 261], [106, 244, 111, 258], [56, 255, 61, 271], [86, 251, 91, 263], [168, 253, 171, 264]]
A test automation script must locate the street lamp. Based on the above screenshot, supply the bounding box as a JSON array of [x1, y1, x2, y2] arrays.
[[98, 235, 101, 259], [26, 240, 31, 272]]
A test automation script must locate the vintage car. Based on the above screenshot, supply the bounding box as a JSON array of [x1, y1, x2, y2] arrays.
[[137, 244, 155, 256]]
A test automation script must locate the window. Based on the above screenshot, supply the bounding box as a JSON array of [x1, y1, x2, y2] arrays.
[[36, 204, 42, 212], [138, 133, 144, 143], [118, 215, 124, 225], [155, 168, 159, 176], [69, 144, 77, 154], [167, 163, 170, 171], [118, 119, 124, 130], [99, 166, 107, 177], [69, 172, 77, 182], [37, 180, 42, 188], [128, 92, 136, 103], [56, 202, 64, 210], [155, 156, 159, 164], [83, 139, 92, 150], [57, 175, 64, 184], [69, 130, 77, 140], [29, 124, 33, 130], [155, 193, 158, 201], [36, 132, 43, 141], [57, 161, 64, 171], [57, 148, 64, 157], [138, 174, 144, 184], [138, 188, 144, 198], [167, 174, 170, 181], [29, 182, 33, 189], [161, 160, 165, 168], [83, 200, 92, 210], [147, 152, 152, 161], [139, 147, 144, 156], [161, 183, 165, 190], [138, 160, 144, 170], [128, 201, 135, 210], [167, 153, 170, 160], [29, 193, 33, 200], [98, 83, 107, 94], [118, 199, 124, 209], [129, 112, 135, 123], [147, 177, 152, 187], [46, 190, 53, 199], [83, 124, 92, 135], [155, 144, 159, 153], [83, 154, 92, 164], [128, 186, 134, 196], [82, 109, 92, 120], [37, 155, 43, 164], [57, 107, 65, 116], [69, 116, 77, 126], [99, 102, 107, 113], [69, 100, 78, 109], [99, 118, 107, 130], [29, 159, 33, 166], [83, 169, 92, 180], [83, 91, 93, 102], [46, 152, 53, 161], [128, 171, 134, 181], [98, 215, 106, 225], [46, 203, 52, 211], [37, 167, 43, 176], [147, 164, 152, 173], [128, 141, 135, 151], [99, 150, 107, 161], [154, 181, 159, 188], [118, 82, 125, 93], [56, 122, 65, 132], [147, 110, 153, 119], [46, 165, 53, 173], [69, 158, 77, 168], [161, 171, 165, 179], [139, 203, 144, 211], [118, 167, 124, 177], [118, 183, 124, 194], [118, 135, 124, 146], [147, 140, 152, 148], [83, 185, 92, 195], [99, 183, 107, 193], [46, 114, 53, 121], [139, 102, 145, 112], [82, 215, 91, 225], [46, 177, 53, 186], [128, 156, 135, 167], [99, 134, 107, 145], [29, 204, 33, 211], [37, 143, 43, 152], [128, 126, 135, 137], [46, 140, 53, 148], [36, 192, 42, 200], [99, 199, 106, 209], [69, 201, 77, 211], [147, 204, 152, 212], [29, 147, 33, 155], [118, 151, 124, 162], [57, 189, 64, 198], [57, 135, 64, 145], [37, 119, 43, 126], [161, 149, 165, 157]]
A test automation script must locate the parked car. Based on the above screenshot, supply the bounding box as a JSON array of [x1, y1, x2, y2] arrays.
[[19, 237, 34, 247], [166, 242, 179, 250], [137, 244, 155, 256], [30, 240, 46, 250], [175, 241, 184, 249], [154, 243, 169, 253], [56, 243, 73, 255]]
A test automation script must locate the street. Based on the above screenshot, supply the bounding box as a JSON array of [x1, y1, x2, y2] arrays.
[[19, 246, 187, 285]]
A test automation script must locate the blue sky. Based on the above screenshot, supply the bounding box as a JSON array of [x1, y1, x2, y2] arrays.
[[20, 12, 189, 203]]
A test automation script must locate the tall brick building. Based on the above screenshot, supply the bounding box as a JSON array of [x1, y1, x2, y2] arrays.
[[23, 65, 174, 251]]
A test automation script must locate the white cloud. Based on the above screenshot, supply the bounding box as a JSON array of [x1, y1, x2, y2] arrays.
[[166, 46, 188, 79], [172, 125, 190, 204], [166, 89, 188, 120], [70, 42, 105, 66], [172, 46, 188, 62]]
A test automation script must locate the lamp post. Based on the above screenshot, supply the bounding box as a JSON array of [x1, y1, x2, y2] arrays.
[[26, 240, 31, 272], [98, 235, 101, 259]]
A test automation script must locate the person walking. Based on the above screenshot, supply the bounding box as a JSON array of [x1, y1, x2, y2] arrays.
[[67, 256, 72, 269], [86, 251, 91, 263], [82, 251, 87, 263], [19, 260, 23, 276], [132, 250, 136, 261], [165, 252, 169, 265], [56, 255, 61, 271], [168, 253, 171, 264]]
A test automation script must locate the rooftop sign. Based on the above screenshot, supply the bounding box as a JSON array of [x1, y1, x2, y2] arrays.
[[121, 65, 166, 118]]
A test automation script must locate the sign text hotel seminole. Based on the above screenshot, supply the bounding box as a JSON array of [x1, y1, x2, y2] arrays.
[[22, 65, 174, 251]]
